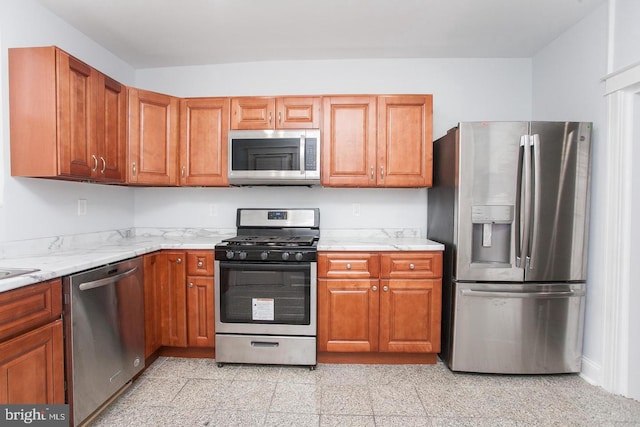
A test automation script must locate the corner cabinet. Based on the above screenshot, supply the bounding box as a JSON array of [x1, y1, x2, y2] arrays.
[[231, 96, 321, 129], [317, 251, 442, 363], [9, 46, 126, 182], [0, 279, 64, 404], [179, 98, 229, 186], [127, 88, 180, 185], [322, 95, 433, 187]]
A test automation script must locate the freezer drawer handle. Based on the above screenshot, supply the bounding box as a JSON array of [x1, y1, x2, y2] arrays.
[[460, 289, 585, 299], [78, 267, 138, 291]]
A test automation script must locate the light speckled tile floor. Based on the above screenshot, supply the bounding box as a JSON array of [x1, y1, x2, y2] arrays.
[[91, 357, 640, 426]]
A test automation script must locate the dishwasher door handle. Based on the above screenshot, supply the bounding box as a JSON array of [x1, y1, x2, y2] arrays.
[[78, 267, 139, 291], [460, 289, 585, 299]]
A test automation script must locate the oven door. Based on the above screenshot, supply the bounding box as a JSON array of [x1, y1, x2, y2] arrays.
[[215, 260, 317, 336]]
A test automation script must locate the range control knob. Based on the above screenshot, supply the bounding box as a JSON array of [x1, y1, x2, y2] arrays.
[[260, 251, 269, 261], [226, 251, 235, 260], [238, 251, 247, 260], [281, 252, 290, 261], [295, 252, 304, 261]]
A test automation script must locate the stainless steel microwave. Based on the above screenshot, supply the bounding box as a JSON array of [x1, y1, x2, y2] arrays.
[[228, 129, 321, 185]]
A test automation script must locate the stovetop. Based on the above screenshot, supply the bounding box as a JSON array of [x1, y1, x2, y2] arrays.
[[215, 208, 320, 262]]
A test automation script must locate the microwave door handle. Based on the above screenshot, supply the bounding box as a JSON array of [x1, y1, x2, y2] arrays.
[[299, 135, 305, 175]]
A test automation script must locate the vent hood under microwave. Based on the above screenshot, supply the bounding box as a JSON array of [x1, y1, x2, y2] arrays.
[[228, 129, 321, 186]]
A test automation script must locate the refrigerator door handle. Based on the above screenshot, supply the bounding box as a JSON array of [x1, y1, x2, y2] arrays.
[[528, 134, 542, 270], [460, 289, 586, 298], [517, 135, 532, 267]]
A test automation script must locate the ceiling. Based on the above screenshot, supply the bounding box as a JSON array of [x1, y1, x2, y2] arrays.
[[34, 0, 606, 69]]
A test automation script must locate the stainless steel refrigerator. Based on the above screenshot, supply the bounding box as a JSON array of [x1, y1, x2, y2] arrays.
[[428, 121, 592, 374]]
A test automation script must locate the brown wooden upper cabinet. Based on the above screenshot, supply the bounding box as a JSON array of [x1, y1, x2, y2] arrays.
[[179, 98, 230, 186], [322, 95, 433, 187], [231, 96, 321, 130], [9, 46, 126, 182], [127, 88, 179, 185]]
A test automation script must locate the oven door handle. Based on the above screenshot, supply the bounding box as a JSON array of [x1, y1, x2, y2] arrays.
[[218, 262, 312, 271]]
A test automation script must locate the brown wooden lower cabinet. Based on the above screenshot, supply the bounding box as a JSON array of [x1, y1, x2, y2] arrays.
[[317, 251, 442, 363], [0, 279, 64, 404], [144, 250, 215, 359]]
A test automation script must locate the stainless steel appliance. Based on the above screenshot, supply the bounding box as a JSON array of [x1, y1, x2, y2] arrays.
[[215, 208, 319, 368], [228, 129, 321, 185], [63, 257, 145, 425], [428, 121, 592, 374]]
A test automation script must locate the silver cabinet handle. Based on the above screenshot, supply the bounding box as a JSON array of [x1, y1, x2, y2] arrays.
[[181, 165, 186, 178], [176, 258, 182, 264], [188, 282, 193, 288], [372, 285, 378, 291], [100, 156, 106, 174], [91, 155, 98, 172], [380, 165, 385, 179], [269, 111, 272, 125], [370, 166, 374, 180], [346, 263, 351, 270], [409, 263, 415, 270], [383, 285, 389, 292], [278, 111, 282, 125], [132, 162, 137, 176]]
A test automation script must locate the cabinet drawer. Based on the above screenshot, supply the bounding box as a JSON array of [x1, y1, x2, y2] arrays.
[[318, 253, 380, 278], [380, 252, 443, 279], [187, 251, 214, 276], [0, 279, 62, 342]]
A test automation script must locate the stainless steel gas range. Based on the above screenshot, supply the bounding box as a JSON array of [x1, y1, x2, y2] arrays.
[[214, 208, 319, 369]]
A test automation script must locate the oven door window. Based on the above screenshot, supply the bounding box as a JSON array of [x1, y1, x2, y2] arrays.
[[219, 262, 310, 325]]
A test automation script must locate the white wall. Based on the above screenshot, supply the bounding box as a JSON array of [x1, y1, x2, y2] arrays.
[[0, 0, 137, 243], [532, 3, 609, 385], [134, 58, 532, 233], [611, 0, 640, 71]]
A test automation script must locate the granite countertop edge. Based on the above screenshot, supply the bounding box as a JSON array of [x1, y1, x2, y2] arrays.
[[0, 232, 444, 293]]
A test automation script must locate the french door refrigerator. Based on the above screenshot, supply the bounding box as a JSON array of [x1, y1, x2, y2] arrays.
[[428, 121, 592, 374]]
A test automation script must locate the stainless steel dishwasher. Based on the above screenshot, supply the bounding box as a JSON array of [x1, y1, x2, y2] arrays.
[[63, 256, 144, 426]]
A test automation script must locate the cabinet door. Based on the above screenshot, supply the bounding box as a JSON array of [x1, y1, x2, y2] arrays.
[[128, 88, 179, 185], [159, 252, 187, 347], [186, 276, 215, 347], [180, 98, 229, 186], [377, 95, 433, 187], [95, 73, 127, 182], [318, 279, 379, 352], [231, 97, 276, 129], [276, 97, 321, 129], [56, 50, 94, 178], [379, 278, 441, 353], [321, 96, 377, 187], [0, 320, 64, 404], [143, 253, 163, 357]]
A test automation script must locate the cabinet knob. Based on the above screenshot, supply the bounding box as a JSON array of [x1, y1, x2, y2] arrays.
[[372, 285, 378, 291], [176, 258, 182, 264], [197, 261, 204, 268], [346, 263, 351, 270], [188, 282, 193, 288], [383, 285, 389, 292], [409, 263, 415, 270]]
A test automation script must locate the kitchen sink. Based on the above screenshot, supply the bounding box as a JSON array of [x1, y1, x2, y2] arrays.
[[0, 268, 39, 280]]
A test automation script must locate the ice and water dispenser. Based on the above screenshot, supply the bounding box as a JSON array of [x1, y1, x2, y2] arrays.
[[471, 205, 513, 265]]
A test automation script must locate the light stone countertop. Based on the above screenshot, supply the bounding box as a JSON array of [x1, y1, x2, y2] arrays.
[[0, 228, 443, 293]]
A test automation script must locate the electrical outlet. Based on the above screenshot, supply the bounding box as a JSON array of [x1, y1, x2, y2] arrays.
[[352, 203, 361, 216], [77, 199, 87, 216]]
